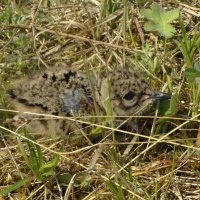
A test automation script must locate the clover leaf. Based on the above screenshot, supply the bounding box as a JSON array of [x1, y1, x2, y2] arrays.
[[141, 3, 179, 38]]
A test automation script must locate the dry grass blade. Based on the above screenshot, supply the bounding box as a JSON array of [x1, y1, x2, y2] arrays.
[[1, 0, 200, 199]]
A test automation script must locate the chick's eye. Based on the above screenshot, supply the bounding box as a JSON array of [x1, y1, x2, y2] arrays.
[[123, 91, 135, 100]]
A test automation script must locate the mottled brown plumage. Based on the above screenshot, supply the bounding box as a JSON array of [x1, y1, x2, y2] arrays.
[[7, 67, 170, 136]]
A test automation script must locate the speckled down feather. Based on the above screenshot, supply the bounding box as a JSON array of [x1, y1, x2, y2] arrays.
[[7, 67, 169, 136]]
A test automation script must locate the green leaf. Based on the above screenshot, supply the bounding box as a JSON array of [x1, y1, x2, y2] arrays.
[[184, 68, 200, 78], [17, 137, 33, 172], [178, 16, 200, 66], [159, 93, 179, 116], [141, 3, 179, 38], [184, 68, 200, 84], [0, 177, 30, 196], [39, 154, 59, 176], [17, 133, 60, 180], [58, 173, 74, 185], [106, 180, 126, 200], [27, 140, 40, 170], [40, 169, 55, 177]]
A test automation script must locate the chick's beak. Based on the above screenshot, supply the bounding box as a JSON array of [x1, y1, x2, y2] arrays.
[[151, 91, 171, 100]]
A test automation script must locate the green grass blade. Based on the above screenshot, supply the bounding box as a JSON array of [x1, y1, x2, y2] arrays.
[[0, 177, 30, 196], [17, 137, 33, 171]]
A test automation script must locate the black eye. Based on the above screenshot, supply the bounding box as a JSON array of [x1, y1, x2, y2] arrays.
[[123, 91, 135, 100]]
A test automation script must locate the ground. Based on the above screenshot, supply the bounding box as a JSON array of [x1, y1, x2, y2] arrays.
[[0, 0, 200, 199]]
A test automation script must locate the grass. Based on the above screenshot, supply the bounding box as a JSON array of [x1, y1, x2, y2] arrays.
[[0, 0, 200, 199]]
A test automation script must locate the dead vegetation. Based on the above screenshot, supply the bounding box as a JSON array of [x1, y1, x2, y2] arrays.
[[0, 0, 200, 199]]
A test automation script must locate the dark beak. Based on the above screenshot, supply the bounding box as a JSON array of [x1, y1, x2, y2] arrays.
[[151, 91, 171, 100]]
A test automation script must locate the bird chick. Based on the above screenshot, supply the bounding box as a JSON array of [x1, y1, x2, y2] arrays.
[[7, 67, 170, 136]]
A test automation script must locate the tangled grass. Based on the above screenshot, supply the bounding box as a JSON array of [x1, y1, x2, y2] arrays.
[[0, 0, 200, 199]]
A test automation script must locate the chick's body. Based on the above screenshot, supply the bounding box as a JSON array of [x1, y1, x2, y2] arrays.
[[7, 67, 169, 136]]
